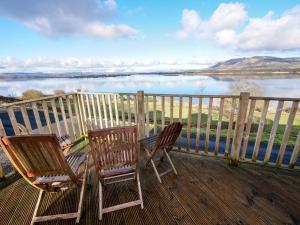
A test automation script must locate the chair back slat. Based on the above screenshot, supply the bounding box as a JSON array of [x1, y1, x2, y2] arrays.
[[0, 135, 74, 178], [88, 126, 138, 170]]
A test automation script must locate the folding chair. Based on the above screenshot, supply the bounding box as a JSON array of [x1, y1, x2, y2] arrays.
[[16, 123, 72, 152], [0, 134, 89, 225], [140, 122, 182, 183], [88, 126, 143, 220]]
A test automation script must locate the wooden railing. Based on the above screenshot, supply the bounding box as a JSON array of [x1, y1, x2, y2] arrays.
[[1, 91, 299, 178]]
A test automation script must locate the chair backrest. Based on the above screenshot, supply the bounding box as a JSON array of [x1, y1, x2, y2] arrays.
[[0, 134, 76, 190], [154, 122, 183, 153], [88, 126, 138, 170]]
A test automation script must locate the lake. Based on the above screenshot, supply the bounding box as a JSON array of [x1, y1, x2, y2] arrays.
[[1, 74, 300, 97]]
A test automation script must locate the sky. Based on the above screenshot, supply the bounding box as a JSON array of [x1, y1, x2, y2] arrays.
[[0, 0, 300, 73]]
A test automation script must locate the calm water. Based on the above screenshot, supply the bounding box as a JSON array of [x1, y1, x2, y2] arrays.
[[1, 74, 300, 97]]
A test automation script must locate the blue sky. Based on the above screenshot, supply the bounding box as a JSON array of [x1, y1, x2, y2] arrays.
[[0, 0, 299, 72]]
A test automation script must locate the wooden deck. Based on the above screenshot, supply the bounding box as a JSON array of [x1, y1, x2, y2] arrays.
[[1, 148, 300, 225]]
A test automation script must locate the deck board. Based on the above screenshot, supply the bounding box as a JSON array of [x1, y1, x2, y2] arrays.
[[0, 149, 300, 225]]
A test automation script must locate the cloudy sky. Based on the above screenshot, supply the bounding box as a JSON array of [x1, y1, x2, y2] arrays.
[[0, 0, 300, 72]]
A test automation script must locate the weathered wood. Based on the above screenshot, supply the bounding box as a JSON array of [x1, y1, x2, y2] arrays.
[[134, 95, 138, 125], [32, 102, 42, 131], [230, 92, 250, 166], [195, 97, 202, 153], [161, 96, 165, 129], [20, 105, 32, 132], [289, 130, 300, 168], [86, 94, 92, 121], [137, 91, 145, 140], [7, 106, 20, 135], [107, 94, 114, 127], [41, 101, 52, 134], [241, 99, 256, 159], [50, 99, 62, 136], [95, 94, 103, 129], [225, 98, 236, 157], [91, 94, 97, 126], [186, 97, 192, 153], [145, 96, 150, 137], [0, 118, 6, 136], [120, 95, 125, 126], [58, 97, 69, 135], [252, 100, 270, 162], [214, 98, 224, 155], [66, 96, 76, 138], [75, 94, 85, 135], [276, 101, 299, 166], [170, 96, 174, 123], [126, 94, 132, 126], [113, 95, 119, 126], [102, 94, 108, 128], [178, 97, 183, 152], [153, 96, 157, 134], [264, 101, 284, 164], [80, 93, 87, 124], [205, 98, 213, 154]]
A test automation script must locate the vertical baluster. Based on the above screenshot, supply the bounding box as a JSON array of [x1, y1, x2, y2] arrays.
[[7, 106, 20, 135], [126, 94, 131, 126], [20, 104, 32, 132], [80, 93, 87, 124], [145, 96, 150, 137], [252, 100, 270, 162], [120, 95, 125, 126], [58, 97, 69, 135], [91, 94, 97, 126], [289, 130, 300, 168], [276, 101, 299, 166], [214, 98, 224, 156], [114, 94, 119, 126], [161, 96, 165, 129], [205, 98, 213, 154], [86, 94, 92, 122], [102, 94, 108, 128], [170, 96, 174, 123], [134, 95, 137, 125], [42, 101, 52, 134], [186, 97, 192, 153], [75, 94, 85, 135], [96, 94, 103, 129], [32, 102, 42, 131], [178, 97, 183, 152], [264, 100, 284, 163], [153, 96, 157, 134], [107, 94, 114, 127], [51, 99, 62, 137], [195, 97, 202, 153], [66, 96, 76, 138], [225, 98, 236, 157], [0, 118, 6, 136], [241, 99, 256, 159]]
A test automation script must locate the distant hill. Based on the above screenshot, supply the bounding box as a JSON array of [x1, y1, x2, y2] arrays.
[[209, 56, 300, 71]]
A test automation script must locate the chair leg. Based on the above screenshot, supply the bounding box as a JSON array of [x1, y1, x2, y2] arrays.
[[76, 158, 89, 223], [31, 190, 45, 225], [136, 171, 144, 209], [164, 149, 178, 175], [150, 159, 162, 183], [99, 180, 103, 220]]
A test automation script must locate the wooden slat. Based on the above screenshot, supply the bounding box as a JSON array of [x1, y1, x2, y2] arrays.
[[7, 106, 20, 135], [161, 96, 165, 129], [195, 97, 202, 153], [50, 99, 62, 136], [170, 96, 174, 123], [86, 94, 92, 121], [134, 95, 138, 125], [120, 95, 125, 126], [264, 101, 284, 164], [66, 96, 76, 138], [75, 94, 85, 135], [42, 101, 52, 133], [186, 97, 192, 153], [289, 130, 300, 168], [126, 94, 131, 126], [20, 105, 32, 132], [145, 96, 150, 137], [91, 94, 97, 126], [107, 94, 114, 127], [178, 96, 183, 152], [32, 102, 42, 131], [0, 118, 6, 136], [252, 100, 270, 162], [153, 96, 157, 134], [80, 93, 87, 123], [205, 98, 213, 154], [114, 95, 119, 126], [225, 98, 236, 157], [241, 99, 256, 159], [58, 97, 69, 135], [214, 98, 224, 156], [276, 101, 299, 166], [102, 94, 108, 128], [96, 94, 103, 129]]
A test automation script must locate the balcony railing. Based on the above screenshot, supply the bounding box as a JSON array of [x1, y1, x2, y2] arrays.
[[0, 91, 299, 178]]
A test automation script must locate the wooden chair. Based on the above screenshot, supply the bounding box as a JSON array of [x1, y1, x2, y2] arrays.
[[140, 122, 182, 183], [0, 134, 89, 225], [17, 123, 72, 152], [88, 126, 143, 220]]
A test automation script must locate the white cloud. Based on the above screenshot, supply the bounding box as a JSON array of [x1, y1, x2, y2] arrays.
[[176, 3, 300, 51], [0, 0, 137, 39]]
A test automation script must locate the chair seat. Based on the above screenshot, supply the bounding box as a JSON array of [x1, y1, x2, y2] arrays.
[[33, 152, 88, 184], [100, 165, 135, 178]]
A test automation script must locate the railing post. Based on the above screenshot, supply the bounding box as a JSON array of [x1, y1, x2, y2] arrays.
[[137, 91, 145, 140], [230, 92, 250, 166]]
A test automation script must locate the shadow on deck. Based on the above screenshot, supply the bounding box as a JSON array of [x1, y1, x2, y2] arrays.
[[1, 145, 300, 225]]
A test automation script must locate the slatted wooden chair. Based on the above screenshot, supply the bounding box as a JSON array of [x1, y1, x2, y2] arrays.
[[140, 122, 182, 183], [88, 126, 143, 220], [0, 134, 89, 225], [17, 123, 72, 152]]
